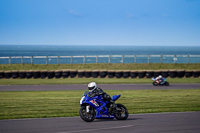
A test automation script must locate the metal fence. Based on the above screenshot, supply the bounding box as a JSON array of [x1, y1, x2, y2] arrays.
[[0, 55, 200, 64]]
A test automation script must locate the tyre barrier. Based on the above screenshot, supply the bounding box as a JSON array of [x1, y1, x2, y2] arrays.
[[78, 70, 84, 78], [185, 70, 193, 78], [85, 70, 91, 78], [99, 70, 107, 78], [62, 70, 70, 78], [11, 71, 19, 79], [19, 71, 26, 78], [123, 70, 130, 78], [161, 70, 169, 78], [130, 71, 138, 78], [26, 71, 33, 79], [33, 70, 40, 79], [138, 71, 146, 78], [146, 70, 154, 78], [91, 70, 99, 78], [4, 71, 12, 79], [193, 70, 200, 78], [169, 70, 177, 78], [55, 70, 62, 78], [0, 71, 4, 79], [70, 70, 77, 78], [108, 70, 115, 78], [40, 70, 47, 79], [154, 70, 161, 78], [0, 70, 199, 79], [177, 70, 185, 78], [47, 71, 55, 79], [115, 70, 123, 78]]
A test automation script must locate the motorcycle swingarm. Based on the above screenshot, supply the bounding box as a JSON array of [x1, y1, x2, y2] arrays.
[[112, 109, 123, 114]]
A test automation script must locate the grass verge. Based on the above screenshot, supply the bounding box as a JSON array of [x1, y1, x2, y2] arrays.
[[0, 77, 200, 85], [0, 89, 200, 120], [1, 63, 200, 70]]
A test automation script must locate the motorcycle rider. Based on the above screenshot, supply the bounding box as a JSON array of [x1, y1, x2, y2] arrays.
[[155, 75, 164, 84], [87, 82, 113, 108]]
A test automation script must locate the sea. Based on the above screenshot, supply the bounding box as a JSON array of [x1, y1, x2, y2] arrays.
[[0, 45, 200, 64]]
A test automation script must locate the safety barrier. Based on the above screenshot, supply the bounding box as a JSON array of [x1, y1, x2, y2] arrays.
[[0, 70, 199, 79], [1, 55, 200, 64]]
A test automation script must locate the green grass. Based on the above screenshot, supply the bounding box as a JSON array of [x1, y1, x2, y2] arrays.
[[0, 89, 200, 120], [1, 63, 200, 70], [0, 77, 200, 85]]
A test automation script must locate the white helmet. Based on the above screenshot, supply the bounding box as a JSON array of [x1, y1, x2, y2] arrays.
[[88, 82, 97, 92], [158, 75, 162, 78]]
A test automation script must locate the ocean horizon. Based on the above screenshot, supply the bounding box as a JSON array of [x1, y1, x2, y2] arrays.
[[0, 45, 200, 64], [1, 45, 200, 56]]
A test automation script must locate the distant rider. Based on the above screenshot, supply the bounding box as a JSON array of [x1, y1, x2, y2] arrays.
[[87, 82, 113, 108], [155, 75, 164, 84]]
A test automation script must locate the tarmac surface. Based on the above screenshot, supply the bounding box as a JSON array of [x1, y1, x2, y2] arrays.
[[0, 83, 200, 91], [0, 112, 200, 133]]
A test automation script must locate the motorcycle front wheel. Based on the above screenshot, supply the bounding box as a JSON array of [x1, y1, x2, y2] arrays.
[[114, 104, 128, 120], [153, 81, 158, 86], [79, 106, 95, 122]]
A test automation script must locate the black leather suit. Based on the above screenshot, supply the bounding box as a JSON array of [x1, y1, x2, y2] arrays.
[[88, 87, 112, 104]]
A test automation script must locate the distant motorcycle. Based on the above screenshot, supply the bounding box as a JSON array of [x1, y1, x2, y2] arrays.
[[79, 91, 128, 122], [152, 78, 169, 86]]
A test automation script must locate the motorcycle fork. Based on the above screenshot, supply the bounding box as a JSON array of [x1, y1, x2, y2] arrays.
[[86, 105, 90, 113]]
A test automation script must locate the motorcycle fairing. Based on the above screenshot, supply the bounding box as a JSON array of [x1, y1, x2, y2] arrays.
[[112, 95, 121, 101], [81, 92, 115, 119]]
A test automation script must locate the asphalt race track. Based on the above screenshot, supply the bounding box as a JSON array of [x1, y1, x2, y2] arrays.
[[0, 83, 200, 91], [0, 112, 200, 133]]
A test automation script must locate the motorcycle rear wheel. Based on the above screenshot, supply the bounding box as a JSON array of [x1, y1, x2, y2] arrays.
[[79, 106, 95, 122], [165, 82, 169, 86], [114, 104, 128, 120]]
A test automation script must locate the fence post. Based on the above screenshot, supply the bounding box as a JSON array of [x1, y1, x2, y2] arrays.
[[174, 55, 176, 64], [134, 55, 136, 63], [108, 55, 111, 64], [46, 56, 48, 65], [31, 56, 33, 65], [9, 57, 11, 64], [71, 56, 73, 64], [96, 56, 98, 64], [83, 56, 85, 64], [21, 56, 23, 64], [57, 56, 60, 64]]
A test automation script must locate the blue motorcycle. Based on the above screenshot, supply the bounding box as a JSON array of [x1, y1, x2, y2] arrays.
[[79, 91, 128, 122]]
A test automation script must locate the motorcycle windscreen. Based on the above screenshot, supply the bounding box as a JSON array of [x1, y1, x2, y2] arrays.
[[112, 95, 121, 101]]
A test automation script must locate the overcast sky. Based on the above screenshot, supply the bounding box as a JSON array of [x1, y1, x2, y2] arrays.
[[0, 0, 200, 46]]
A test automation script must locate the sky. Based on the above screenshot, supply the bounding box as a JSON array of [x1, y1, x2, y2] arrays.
[[0, 0, 200, 46]]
